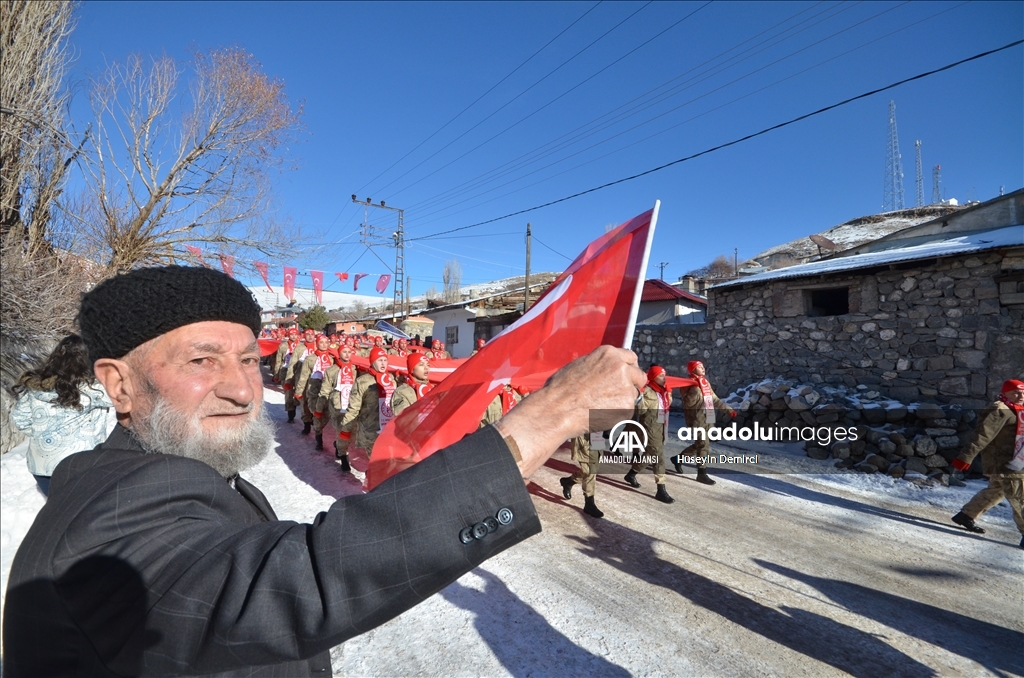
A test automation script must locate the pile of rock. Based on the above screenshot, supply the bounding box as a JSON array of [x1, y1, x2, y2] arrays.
[[722, 378, 979, 481]]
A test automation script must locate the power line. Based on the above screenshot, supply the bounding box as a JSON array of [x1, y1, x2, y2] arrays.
[[370, 1, 655, 197], [407, 39, 1022, 242], [533, 236, 572, 261], [386, 1, 712, 202], [402, 0, 859, 220], [353, 2, 604, 196], [408, 0, 956, 229]]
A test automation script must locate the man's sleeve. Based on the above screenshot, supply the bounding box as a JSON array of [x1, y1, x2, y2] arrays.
[[55, 426, 539, 675], [340, 376, 367, 429], [957, 403, 1012, 466]]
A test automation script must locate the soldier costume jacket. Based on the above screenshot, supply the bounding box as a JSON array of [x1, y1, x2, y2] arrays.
[[3, 424, 539, 677]]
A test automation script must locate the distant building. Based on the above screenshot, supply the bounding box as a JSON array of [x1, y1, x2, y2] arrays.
[[637, 279, 707, 325]]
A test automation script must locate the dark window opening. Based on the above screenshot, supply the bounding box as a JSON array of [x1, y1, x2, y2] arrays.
[[805, 288, 849, 316]]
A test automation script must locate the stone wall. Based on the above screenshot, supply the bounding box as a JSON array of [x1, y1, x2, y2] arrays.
[[632, 248, 1024, 408]]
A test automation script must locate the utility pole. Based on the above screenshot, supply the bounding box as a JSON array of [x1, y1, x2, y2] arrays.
[[405, 276, 411, 318], [734, 248, 738, 277], [351, 195, 404, 323], [524, 223, 532, 312], [657, 261, 669, 280]]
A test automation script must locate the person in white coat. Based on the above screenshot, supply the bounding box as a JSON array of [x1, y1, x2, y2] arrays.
[[11, 334, 117, 496]]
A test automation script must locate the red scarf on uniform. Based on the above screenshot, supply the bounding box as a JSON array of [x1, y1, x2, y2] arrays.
[[412, 377, 433, 400], [500, 386, 518, 416], [999, 392, 1024, 470], [313, 350, 333, 374]]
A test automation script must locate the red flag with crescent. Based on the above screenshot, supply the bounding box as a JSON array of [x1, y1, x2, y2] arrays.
[[353, 273, 369, 291], [218, 254, 235, 278], [311, 270, 324, 305], [376, 274, 391, 294], [254, 261, 273, 292], [283, 266, 297, 301], [365, 203, 660, 490], [185, 245, 208, 267], [335, 272, 349, 283]]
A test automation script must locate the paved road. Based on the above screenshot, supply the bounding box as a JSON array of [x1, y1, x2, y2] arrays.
[[332, 438, 1023, 677]]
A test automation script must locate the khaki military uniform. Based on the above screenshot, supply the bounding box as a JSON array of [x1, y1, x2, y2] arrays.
[[317, 362, 356, 457], [570, 434, 601, 498], [340, 373, 393, 456], [391, 378, 429, 417], [281, 343, 310, 417], [294, 352, 329, 433], [479, 388, 522, 428], [631, 386, 670, 484], [956, 401, 1024, 534], [679, 382, 732, 467]]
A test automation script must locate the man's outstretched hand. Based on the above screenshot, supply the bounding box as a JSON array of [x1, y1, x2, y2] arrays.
[[495, 345, 646, 480]]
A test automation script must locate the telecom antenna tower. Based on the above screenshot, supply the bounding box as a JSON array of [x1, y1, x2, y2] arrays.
[[883, 100, 905, 212], [932, 165, 942, 204], [914, 140, 924, 207]]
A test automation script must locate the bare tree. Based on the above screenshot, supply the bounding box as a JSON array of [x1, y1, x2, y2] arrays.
[[686, 255, 734, 280], [423, 285, 438, 301], [442, 258, 462, 303], [74, 47, 303, 272], [0, 0, 77, 256]]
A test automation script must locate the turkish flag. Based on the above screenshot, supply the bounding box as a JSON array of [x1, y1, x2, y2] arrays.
[[353, 273, 368, 291], [351, 353, 465, 385], [666, 375, 698, 391], [219, 254, 235, 278], [283, 266, 297, 301], [185, 245, 207, 267], [335, 272, 349, 283], [311, 270, 324, 305], [365, 204, 660, 490], [257, 339, 280, 357], [254, 261, 273, 292], [376, 274, 391, 294]]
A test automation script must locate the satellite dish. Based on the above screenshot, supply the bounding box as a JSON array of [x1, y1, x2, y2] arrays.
[[809, 234, 837, 260], [809, 234, 836, 250]]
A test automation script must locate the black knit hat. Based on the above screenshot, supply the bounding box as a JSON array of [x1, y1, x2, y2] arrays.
[[78, 266, 262, 362]]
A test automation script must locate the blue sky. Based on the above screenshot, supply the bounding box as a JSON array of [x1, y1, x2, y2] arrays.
[[68, 1, 1022, 301]]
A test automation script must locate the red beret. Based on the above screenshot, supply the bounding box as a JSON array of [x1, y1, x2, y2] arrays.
[[407, 352, 428, 373], [1002, 379, 1024, 393], [369, 347, 388, 365], [687, 360, 703, 375]]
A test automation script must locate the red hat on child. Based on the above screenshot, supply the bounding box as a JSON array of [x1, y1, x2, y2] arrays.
[[647, 365, 666, 381], [407, 352, 428, 373], [369, 346, 388, 365], [1002, 379, 1024, 393], [687, 360, 703, 375]]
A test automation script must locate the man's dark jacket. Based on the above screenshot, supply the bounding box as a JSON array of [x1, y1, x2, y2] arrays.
[[3, 424, 539, 676]]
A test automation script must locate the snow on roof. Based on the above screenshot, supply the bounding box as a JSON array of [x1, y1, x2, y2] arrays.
[[712, 225, 1024, 290], [641, 279, 708, 305]]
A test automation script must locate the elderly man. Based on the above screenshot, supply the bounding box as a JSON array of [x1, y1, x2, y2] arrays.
[[2, 266, 645, 677]]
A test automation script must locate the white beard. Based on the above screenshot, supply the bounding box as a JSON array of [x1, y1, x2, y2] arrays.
[[131, 395, 274, 478]]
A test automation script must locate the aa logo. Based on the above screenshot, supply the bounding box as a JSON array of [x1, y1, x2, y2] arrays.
[[609, 420, 648, 457]]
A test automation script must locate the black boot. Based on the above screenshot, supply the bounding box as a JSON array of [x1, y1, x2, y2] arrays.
[[315, 433, 323, 451], [696, 468, 716, 485], [672, 455, 683, 474], [655, 483, 674, 504], [624, 470, 640, 488], [287, 410, 295, 423], [339, 455, 351, 474], [952, 511, 985, 534], [583, 495, 604, 519], [301, 422, 312, 436], [560, 477, 575, 500]]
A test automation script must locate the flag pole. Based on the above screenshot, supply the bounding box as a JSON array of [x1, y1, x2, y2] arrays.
[[622, 199, 660, 350]]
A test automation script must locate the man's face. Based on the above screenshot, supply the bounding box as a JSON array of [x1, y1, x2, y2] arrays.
[[123, 321, 272, 477], [1006, 389, 1024, 405], [692, 364, 706, 378], [372, 356, 389, 373], [412, 360, 429, 381]]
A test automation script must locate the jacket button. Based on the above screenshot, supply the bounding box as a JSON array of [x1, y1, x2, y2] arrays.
[[459, 526, 475, 544], [483, 517, 498, 533], [495, 508, 513, 525], [472, 522, 489, 540]]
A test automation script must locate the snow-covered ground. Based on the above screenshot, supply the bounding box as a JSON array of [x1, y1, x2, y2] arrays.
[[2, 384, 1021, 676]]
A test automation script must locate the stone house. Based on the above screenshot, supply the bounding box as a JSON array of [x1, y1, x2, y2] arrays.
[[634, 190, 1024, 409]]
